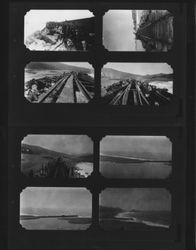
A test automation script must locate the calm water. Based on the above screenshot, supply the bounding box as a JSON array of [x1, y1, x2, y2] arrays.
[[20, 217, 91, 230], [100, 161, 171, 179]]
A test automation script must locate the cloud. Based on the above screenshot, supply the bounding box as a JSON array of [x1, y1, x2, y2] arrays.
[[101, 188, 171, 211], [20, 187, 91, 216]]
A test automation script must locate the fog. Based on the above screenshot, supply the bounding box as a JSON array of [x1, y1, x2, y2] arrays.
[[100, 188, 171, 211], [100, 136, 171, 161], [22, 135, 93, 156]]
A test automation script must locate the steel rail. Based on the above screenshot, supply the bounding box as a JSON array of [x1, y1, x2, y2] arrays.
[[137, 87, 150, 105], [154, 90, 171, 102], [122, 83, 132, 105], [135, 85, 143, 105], [73, 74, 93, 101], [110, 87, 127, 105], [37, 73, 71, 103]]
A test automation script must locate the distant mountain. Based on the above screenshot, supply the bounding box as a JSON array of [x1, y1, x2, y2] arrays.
[[26, 62, 92, 73], [142, 73, 173, 82], [102, 67, 141, 80], [102, 67, 173, 82]]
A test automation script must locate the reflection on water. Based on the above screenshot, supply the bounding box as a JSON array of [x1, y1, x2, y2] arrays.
[[100, 161, 171, 179]]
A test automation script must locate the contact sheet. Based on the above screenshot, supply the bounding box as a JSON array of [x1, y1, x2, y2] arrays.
[[7, 1, 194, 250]]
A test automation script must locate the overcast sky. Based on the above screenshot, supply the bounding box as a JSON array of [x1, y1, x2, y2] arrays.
[[100, 188, 171, 211], [100, 136, 172, 161], [62, 62, 93, 69], [20, 187, 91, 216], [22, 135, 93, 155], [104, 63, 173, 75], [25, 10, 94, 38], [103, 10, 135, 51]]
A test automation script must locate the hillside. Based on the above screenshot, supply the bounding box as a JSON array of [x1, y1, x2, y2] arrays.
[[26, 62, 92, 74], [102, 67, 141, 80], [102, 67, 173, 82], [21, 143, 93, 177], [22, 143, 93, 162], [99, 206, 124, 218]]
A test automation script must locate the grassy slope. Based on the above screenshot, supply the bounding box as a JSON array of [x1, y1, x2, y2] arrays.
[[21, 143, 93, 175]]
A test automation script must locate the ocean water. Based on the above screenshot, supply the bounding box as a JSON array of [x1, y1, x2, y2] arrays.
[[20, 217, 91, 230], [115, 211, 170, 228], [149, 81, 173, 94], [100, 210, 170, 230], [100, 161, 171, 179]]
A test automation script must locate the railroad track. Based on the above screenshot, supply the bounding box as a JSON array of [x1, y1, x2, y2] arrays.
[[37, 71, 93, 103], [103, 79, 171, 106], [109, 80, 150, 105]]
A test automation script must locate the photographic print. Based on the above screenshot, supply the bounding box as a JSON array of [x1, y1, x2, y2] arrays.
[[24, 62, 94, 103], [100, 136, 172, 179], [100, 188, 171, 230], [101, 63, 173, 106], [103, 10, 173, 51], [24, 10, 95, 51], [21, 135, 93, 178], [20, 187, 92, 230]]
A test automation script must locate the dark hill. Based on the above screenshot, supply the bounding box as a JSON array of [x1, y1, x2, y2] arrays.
[[21, 143, 93, 163], [102, 67, 173, 82], [99, 206, 124, 218], [26, 62, 92, 73], [102, 67, 141, 80]]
